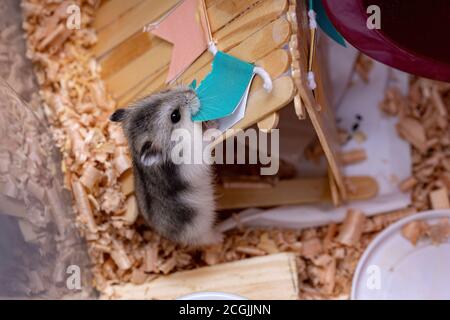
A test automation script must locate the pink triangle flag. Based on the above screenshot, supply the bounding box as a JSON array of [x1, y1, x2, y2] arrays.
[[150, 0, 209, 83]]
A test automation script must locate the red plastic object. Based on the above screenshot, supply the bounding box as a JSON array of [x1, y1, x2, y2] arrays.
[[322, 0, 450, 82]]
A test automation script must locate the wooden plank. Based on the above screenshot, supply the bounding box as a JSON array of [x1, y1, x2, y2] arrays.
[[100, 32, 163, 80], [104, 36, 171, 98], [309, 52, 347, 200], [256, 48, 290, 131], [217, 177, 331, 210], [217, 175, 378, 210], [108, 0, 289, 103], [122, 17, 291, 106], [214, 76, 295, 146], [178, 16, 291, 92], [429, 187, 450, 209], [100, 0, 271, 82], [209, 0, 263, 33], [345, 176, 379, 202], [205, 0, 222, 7], [212, 0, 287, 44], [253, 47, 290, 87], [99, 0, 248, 79], [94, 0, 144, 31], [101, 253, 299, 300], [257, 112, 280, 132], [328, 167, 341, 206], [291, 0, 347, 200], [93, 0, 179, 57]]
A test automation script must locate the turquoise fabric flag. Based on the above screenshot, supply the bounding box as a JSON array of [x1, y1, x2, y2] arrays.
[[191, 51, 255, 122], [311, 0, 346, 47]]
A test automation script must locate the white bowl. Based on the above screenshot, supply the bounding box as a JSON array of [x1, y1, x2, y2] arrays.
[[352, 210, 450, 300]]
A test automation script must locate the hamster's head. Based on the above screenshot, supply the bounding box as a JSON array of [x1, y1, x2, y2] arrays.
[[109, 86, 200, 165]]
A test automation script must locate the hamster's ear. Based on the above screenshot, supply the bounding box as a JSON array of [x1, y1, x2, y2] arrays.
[[110, 108, 128, 122], [140, 141, 162, 166]]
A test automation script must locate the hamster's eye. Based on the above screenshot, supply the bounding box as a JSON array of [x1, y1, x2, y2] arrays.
[[171, 109, 181, 124]]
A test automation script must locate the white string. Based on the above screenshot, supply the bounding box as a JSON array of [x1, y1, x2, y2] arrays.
[[208, 41, 218, 56], [143, 22, 157, 33], [142, 1, 184, 32], [307, 71, 317, 90], [308, 9, 317, 30], [254, 66, 273, 92]]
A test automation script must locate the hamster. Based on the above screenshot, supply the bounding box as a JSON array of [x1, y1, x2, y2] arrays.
[[110, 86, 222, 246]]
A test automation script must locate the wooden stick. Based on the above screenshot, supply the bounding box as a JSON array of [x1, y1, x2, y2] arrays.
[[293, 94, 306, 119], [113, 2, 290, 104], [216, 175, 378, 210], [93, 0, 144, 32], [336, 209, 366, 246], [339, 149, 367, 165], [429, 187, 450, 210], [201, 0, 214, 43], [101, 253, 299, 300], [93, 0, 179, 57], [328, 167, 341, 206], [101, 0, 260, 80], [399, 176, 418, 192], [213, 76, 295, 146], [257, 112, 280, 132], [100, 32, 162, 80]]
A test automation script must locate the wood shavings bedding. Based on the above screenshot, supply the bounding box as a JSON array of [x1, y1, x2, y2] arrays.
[[380, 79, 450, 212], [402, 218, 450, 246], [21, 0, 448, 300]]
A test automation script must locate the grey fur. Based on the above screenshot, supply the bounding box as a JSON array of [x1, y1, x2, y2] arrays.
[[110, 86, 221, 246]]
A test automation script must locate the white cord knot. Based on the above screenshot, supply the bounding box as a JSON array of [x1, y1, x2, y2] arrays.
[[254, 66, 273, 92], [208, 41, 218, 56], [307, 71, 317, 90], [308, 9, 317, 30]]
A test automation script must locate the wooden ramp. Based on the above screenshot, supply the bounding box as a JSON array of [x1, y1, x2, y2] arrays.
[[101, 253, 299, 300]]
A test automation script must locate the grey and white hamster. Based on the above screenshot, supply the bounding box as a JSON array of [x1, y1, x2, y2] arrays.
[[110, 86, 222, 246]]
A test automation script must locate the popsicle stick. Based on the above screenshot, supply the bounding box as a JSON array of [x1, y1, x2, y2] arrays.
[[205, 0, 223, 8], [310, 55, 347, 200], [122, 18, 291, 106], [258, 112, 280, 132], [99, 0, 251, 78], [93, 0, 179, 57], [212, 0, 288, 43], [209, 0, 264, 33], [100, 32, 164, 80], [106, 0, 289, 102], [177, 18, 291, 93], [253, 47, 290, 87], [213, 76, 295, 146], [216, 176, 378, 210], [94, 0, 265, 59], [94, 0, 144, 31], [255, 48, 290, 131], [328, 167, 341, 206], [429, 187, 450, 210], [101, 253, 299, 300], [289, 0, 347, 201], [104, 36, 171, 98], [293, 94, 306, 119]]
